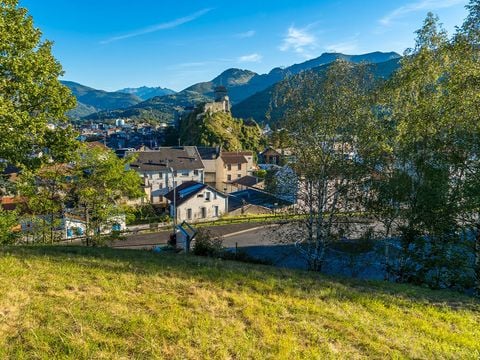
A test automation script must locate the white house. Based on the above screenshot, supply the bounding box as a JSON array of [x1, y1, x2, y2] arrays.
[[165, 181, 228, 223]]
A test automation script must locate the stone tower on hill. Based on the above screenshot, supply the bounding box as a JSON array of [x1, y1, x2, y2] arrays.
[[204, 86, 230, 114]]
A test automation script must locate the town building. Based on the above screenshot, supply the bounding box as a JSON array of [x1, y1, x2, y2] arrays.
[[165, 181, 228, 223], [259, 147, 294, 166], [197, 147, 256, 192], [129, 147, 205, 206]]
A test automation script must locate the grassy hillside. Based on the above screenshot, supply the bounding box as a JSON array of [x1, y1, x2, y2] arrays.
[[0, 246, 478, 359]]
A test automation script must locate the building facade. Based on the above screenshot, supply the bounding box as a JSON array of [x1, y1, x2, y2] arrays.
[[165, 181, 228, 223], [129, 147, 205, 206], [197, 148, 256, 193]]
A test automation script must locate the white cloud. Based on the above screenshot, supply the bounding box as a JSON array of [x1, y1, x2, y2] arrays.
[[380, 0, 465, 26], [279, 25, 317, 57], [235, 30, 256, 38], [101, 8, 212, 44], [238, 53, 263, 63]]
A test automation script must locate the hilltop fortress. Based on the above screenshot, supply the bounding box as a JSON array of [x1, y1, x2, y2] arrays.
[[204, 86, 231, 114]]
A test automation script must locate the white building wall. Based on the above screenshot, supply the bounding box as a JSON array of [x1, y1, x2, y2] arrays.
[[137, 169, 204, 204], [172, 189, 227, 223]]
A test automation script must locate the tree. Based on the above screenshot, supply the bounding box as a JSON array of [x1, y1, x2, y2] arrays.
[[18, 163, 72, 243], [70, 144, 143, 246], [0, 0, 76, 169], [275, 60, 380, 271], [372, 13, 475, 289], [447, 0, 480, 294], [0, 206, 20, 244]]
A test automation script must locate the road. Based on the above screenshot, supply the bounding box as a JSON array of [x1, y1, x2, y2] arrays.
[[108, 219, 387, 280], [110, 222, 276, 249]]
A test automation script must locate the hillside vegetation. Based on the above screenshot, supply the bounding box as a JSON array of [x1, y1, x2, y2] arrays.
[[61, 81, 142, 119], [86, 90, 211, 125], [179, 108, 264, 151], [0, 246, 478, 359]]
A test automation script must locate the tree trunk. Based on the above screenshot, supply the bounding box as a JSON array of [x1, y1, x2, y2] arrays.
[[85, 205, 90, 247], [475, 224, 480, 296]]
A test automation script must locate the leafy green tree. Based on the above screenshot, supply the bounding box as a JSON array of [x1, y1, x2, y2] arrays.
[[18, 163, 72, 243], [373, 13, 475, 288], [447, 0, 480, 294], [0, 207, 20, 244], [0, 0, 75, 169], [70, 144, 143, 246], [277, 60, 380, 271]]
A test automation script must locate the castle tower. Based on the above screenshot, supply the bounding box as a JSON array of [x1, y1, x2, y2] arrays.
[[213, 85, 230, 112], [214, 86, 228, 102]]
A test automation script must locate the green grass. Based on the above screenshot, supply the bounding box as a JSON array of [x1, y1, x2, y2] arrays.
[[0, 246, 479, 359]]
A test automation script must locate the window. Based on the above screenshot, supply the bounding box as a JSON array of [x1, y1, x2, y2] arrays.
[[205, 192, 211, 201], [214, 206, 219, 217], [187, 208, 192, 220], [194, 170, 199, 176], [213, 192, 217, 200], [201, 207, 207, 218], [237, 174, 241, 178], [227, 174, 231, 181], [238, 164, 242, 170], [227, 164, 231, 171]]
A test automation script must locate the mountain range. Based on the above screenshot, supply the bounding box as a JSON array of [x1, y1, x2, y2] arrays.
[[65, 51, 402, 124], [116, 86, 176, 101], [232, 56, 402, 124]]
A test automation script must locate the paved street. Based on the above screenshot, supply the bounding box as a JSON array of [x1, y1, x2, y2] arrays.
[[110, 222, 274, 249], [109, 219, 386, 280]]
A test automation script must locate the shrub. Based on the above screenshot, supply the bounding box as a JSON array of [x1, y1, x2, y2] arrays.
[[192, 229, 223, 257]]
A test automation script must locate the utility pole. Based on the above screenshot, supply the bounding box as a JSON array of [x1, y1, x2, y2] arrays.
[[165, 158, 177, 236], [168, 165, 177, 234]]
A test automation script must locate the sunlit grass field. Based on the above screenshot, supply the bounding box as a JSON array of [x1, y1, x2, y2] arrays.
[[0, 246, 478, 359]]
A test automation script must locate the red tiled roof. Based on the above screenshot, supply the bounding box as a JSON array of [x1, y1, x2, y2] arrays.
[[1, 197, 26, 211]]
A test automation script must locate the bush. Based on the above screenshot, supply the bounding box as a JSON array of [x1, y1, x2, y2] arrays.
[[192, 229, 224, 257]]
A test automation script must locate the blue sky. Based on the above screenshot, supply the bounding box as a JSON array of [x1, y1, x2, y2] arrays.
[[19, 0, 469, 92]]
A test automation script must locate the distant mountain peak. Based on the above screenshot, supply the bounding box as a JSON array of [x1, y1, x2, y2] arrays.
[[212, 68, 258, 86], [116, 86, 176, 101]]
